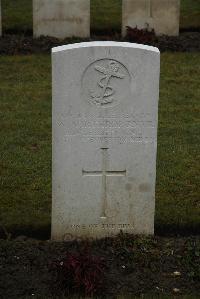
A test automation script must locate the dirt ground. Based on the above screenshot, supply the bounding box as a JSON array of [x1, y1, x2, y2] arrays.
[[0, 31, 199, 55], [0, 235, 199, 298]]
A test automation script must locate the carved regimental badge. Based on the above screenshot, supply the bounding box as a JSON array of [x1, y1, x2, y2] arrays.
[[82, 59, 131, 107]]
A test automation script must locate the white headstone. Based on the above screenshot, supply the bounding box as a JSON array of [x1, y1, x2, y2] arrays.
[[52, 41, 160, 241], [122, 0, 180, 36], [33, 0, 90, 38]]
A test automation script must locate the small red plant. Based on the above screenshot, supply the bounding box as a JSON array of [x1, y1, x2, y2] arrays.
[[51, 247, 105, 296]]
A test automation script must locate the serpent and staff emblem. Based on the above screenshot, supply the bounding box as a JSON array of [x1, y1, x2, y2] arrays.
[[90, 61, 125, 106], [82, 59, 130, 107]]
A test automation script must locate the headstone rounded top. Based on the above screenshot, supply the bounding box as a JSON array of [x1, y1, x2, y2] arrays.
[[52, 41, 160, 54]]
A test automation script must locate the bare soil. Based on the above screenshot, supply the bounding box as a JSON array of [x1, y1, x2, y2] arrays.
[[0, 235, 199, 298]]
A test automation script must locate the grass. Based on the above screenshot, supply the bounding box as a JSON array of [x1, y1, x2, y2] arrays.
[[156, 52, 200, 234], [1, 0, 32, 34], [1, 0, 200, 34], [0, 52, 199, 237], [0, 55, 51, 237], [91, 0, 122, 34], [181, 0, 200, 29]]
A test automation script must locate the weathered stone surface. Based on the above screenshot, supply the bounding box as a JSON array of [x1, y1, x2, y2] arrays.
[[52, 42, 160, 240], [122, 0, 180, 36], [33, 0, 90, 38]]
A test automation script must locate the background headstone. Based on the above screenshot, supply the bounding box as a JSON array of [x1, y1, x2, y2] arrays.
[[33, 0, 90, 38], [122, 0, 180, 36], [52, 42, 160, 241]]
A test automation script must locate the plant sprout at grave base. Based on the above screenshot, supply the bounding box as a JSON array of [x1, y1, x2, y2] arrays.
[[50, 245, 106, 297]]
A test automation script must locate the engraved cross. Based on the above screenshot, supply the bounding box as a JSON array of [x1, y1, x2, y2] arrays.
[[82, 148, 126, 219]]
